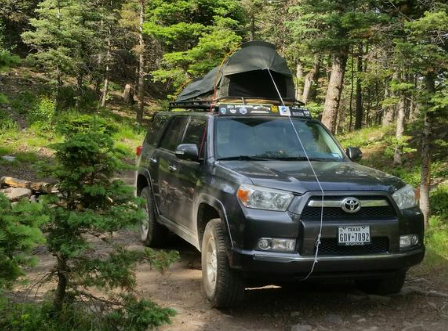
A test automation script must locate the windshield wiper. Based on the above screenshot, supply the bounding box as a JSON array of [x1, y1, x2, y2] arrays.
[[217, 155, 270, 161]]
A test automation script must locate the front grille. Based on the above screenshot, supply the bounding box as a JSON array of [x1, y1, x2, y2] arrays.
[[301, 196, 396, 220], [316, 237, 389, 256]]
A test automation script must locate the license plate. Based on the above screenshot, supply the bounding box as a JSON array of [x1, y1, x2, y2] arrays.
[[338, 226, 371, 246]]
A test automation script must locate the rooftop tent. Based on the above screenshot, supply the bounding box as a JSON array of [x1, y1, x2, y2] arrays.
[[176, 41, 295, 102]]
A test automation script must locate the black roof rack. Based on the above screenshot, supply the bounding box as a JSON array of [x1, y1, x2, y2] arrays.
[[168, 97, 305, 112], [168, 100, 215, 111]]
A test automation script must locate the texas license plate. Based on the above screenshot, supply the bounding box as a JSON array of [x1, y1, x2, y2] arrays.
[[338, 226, 371, 246]]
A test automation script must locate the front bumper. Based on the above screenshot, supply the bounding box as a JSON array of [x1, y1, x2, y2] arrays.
[[231, 247, 425, 280]]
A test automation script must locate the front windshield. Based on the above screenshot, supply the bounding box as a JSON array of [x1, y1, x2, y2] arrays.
[[215, 117, 344, 161]]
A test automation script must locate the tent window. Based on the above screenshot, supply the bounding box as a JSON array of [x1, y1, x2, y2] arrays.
[[228, 70, 288, 99]]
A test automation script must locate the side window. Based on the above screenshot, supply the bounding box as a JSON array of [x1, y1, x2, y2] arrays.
[[183, 117, 207, 145], [146, 114, 169, 146], [159, 116, 188, 151], [183, 117, 208, 157]]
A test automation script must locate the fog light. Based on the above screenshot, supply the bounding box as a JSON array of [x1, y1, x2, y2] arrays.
[[257, 238, 296, 252], [400, 234, 419, 248], [258, 238, 271, 250]]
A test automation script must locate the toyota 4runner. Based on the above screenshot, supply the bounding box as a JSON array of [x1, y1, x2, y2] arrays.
[[135, 101, 425, 308]]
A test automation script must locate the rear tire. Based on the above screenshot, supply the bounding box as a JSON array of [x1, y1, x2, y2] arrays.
[[201, 219, 245, 308], [356, 270, 406, 295], [140, 187, 167, 247]]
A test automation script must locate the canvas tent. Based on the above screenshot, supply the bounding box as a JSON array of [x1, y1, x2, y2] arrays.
[[176, 41, 295, 102]]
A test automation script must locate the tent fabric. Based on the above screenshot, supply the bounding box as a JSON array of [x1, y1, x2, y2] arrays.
[[176, 41, 295, 102]]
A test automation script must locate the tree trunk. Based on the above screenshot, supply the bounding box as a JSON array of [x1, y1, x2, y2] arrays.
[[348, 48, 354, 131], [53, 255, 69, 313], [302, 54, 319, 104], [354, 44, 363, 130], [420, 74, 435, 227], [393, 92, 406, 165], [250, 12, 255, 41], [382, 78, 394, 126], [321, 52, 348, 133], [295, 62, 303, 101], [136, 0, 145, 123], [101, 26, 112, 107]]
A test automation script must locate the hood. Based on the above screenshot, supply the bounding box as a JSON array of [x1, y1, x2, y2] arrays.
[[218, 161, 405, 194]]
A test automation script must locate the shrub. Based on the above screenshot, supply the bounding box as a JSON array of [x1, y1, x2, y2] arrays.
[[28, 97, 56, 129], [37, 129, 176, 329], [55, 112, 119, 136], [0, 194, 47, 291]]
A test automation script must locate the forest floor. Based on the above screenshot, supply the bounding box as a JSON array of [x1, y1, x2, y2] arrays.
[[13, 225, 448, 331]]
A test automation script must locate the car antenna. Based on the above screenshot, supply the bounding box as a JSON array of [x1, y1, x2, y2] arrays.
[[265, 68, 325, 281]]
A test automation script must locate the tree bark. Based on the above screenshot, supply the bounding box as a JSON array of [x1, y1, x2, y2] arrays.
[[393, 91, 406, 165], [321, 52, 348, 133], [302, 54, 319, 104], [53, 255, 69, 313], [420, 74, 435, 227], [295, 62, 303, 101], [101, 26, 112, 107], [136, 0, 145, 123], [250, 12, 255, 41], [348, 48, 354, 131], [382, 78, 394, 126], [354, 44, 363, 130]]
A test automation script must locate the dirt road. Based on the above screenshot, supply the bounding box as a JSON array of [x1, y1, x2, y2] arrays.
[[124, 230, 447, 331]]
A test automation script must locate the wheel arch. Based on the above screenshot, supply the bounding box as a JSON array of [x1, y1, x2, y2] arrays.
[[196, 194, 234, 252]]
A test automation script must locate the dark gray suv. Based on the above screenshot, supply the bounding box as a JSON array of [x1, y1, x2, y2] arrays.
[[135, 102, 424, 308]]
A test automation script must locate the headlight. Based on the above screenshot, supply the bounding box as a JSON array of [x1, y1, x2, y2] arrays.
[[237, 184, 294, 211], [392, 184, 418, 210]]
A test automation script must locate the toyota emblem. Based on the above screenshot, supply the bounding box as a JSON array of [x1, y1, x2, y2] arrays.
[[341, 197, 361, 213]]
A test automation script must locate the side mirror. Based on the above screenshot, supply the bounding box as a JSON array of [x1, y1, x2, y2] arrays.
[[346, 147, 363, 161], [175, 144, 199, 161]]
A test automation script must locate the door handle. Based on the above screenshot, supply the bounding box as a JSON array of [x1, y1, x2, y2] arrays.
[[169, 165, 177, 172], [149, 157, 157, 164]]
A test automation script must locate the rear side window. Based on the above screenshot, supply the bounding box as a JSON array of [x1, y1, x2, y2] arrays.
[[146, 114, 170, 146], [159, 116, 188, 151]]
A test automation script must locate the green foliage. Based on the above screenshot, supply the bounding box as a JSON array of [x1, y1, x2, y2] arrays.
[[0, 194, 47, 290], [0, 109, 18, 130], [146, 0, 247, 94], [146, 248, 180, 274], [35, 128, 176, 329], [55, 112, 119, 136], [28, 97, 56, 129], [0, 297, 175, 331], [430, 184, 448, 219]]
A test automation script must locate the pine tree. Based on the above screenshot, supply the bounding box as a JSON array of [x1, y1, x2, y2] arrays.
[[22, 0, 104, 102], [145, 0, 247, 96]]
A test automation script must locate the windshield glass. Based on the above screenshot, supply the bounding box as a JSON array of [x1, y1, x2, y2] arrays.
[[215, 117, 344, 161]]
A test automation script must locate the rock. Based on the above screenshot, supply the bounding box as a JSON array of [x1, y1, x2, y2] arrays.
[[347, 293, 367, 301], [1, 176, 31, 189], [362, 327, 378, 331], [325, 314, 343, 325], [352, 314, 361, 319], [357, 318, 367, 323], [427, 301, 438, 310], [291, 324, 312, 331], [0, 187, 32, 201], [1, 155, 16, 162], [290, 311, 301, 317], [368, 294, 391, 304]]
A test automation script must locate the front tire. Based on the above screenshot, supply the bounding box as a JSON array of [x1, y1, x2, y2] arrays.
[[201, 219, 245, 308], [140, 187, 167, 247], [356, 270, 406, 295]]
